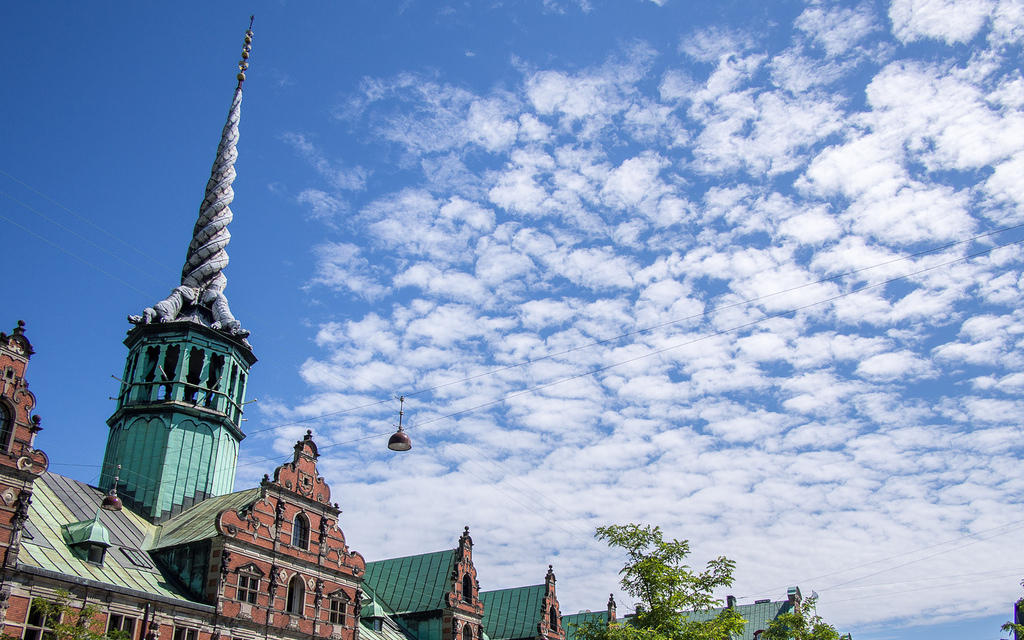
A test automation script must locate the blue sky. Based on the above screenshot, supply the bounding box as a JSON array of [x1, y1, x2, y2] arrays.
[[2, 1, 1023, 638]]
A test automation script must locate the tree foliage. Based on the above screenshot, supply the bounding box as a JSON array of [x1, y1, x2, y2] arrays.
[[760, 596, 839, 640], [20, 591, 127, 640], [1000, 582, 1024, 640], [576, 523, 745, 640]]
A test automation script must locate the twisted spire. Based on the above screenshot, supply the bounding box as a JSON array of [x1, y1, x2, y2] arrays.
[[131, 19, 254, 343], [181, 16, 253, 292]]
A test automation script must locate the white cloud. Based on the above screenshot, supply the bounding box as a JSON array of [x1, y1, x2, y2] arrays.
[[277, 12, 1024, 632], [889, 0, 995, 44], [855, 350, 934, 380], [297, 188, 344, 220], [309, 242, 388, 299], [795, 2, 880, 56]]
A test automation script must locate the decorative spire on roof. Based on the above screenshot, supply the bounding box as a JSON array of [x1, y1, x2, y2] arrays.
[[130, 18, 255, 343]]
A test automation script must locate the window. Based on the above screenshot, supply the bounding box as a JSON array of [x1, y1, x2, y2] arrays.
[[291, 514, 309, 550], [286, 575, 305, 615], [172, 628, 197, 640], [23, 600, 58, 640], [461, 623, 473, 640], [0, 403, 12, 452], [237, 574, 259, 604], [185, 348, 205, 403], [461, 573, 473, 603], [158, 346, 180, 401], [204, 354, 225, 408], [107, 614, 137, 640], [549, 606, 558, 631], [328, 598, 345, 625], [121, 547, 154, 569], [86, 544, 105, 564]]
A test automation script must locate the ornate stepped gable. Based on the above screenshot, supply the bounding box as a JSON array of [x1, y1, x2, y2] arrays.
[[361, 526, 485, 640], [480, 565, 564, 640], [210, 431, 365, 639], [0, 322, 47, 588], [0, 322, 48, 481]]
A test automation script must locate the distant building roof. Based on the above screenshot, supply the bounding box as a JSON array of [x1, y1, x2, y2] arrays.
[[683, 599, 794, 640], [562, 610, 610, 640], [481, 584, 546, 640], [363, 549, 457, 614]]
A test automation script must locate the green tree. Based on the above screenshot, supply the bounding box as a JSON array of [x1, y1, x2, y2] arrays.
[[24, 590, 125, 640], [760, 595, 840, 640], [575, 523, 745, 640], [1001, 581, 1024, 640]]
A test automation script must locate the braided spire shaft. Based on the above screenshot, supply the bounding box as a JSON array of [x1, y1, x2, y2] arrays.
[[181, 84, 241, 291], [130, 19, 254, 342], [182, 19, 253, 294]]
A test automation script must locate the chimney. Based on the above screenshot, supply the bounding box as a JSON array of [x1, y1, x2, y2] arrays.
[[726, 595, 736, 609], [607, 594, 616, 622]]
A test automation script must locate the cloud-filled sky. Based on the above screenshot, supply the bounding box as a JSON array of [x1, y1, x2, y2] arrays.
[[3, 1, 1024, 638]]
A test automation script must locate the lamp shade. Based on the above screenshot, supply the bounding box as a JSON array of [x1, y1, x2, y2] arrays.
[[387, 427, 412, 451]]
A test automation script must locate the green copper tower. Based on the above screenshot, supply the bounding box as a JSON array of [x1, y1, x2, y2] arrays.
[[101, 22, 257, 523]]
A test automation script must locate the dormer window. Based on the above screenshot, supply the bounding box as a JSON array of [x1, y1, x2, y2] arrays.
[[61, 510, 111, 566], [86, 544, 105, 564]]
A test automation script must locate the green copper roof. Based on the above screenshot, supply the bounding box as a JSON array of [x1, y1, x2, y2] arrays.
[[361, 584, 398, 619], [683, 600, 794, 640], [19, 472, 199, 603], [363, 550, 456, 614], [608, 600, 794, 640], [481, 585, 546, 640], [152, 487, 260, 549], [61, 510, 112, 548], [563, 611, 609, 640], [359, 620, 414, 640]]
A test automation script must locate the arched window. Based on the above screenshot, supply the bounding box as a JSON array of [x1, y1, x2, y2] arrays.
[[291, 513, 310, 550], [462, 573, 473, 603], [287, 575, 305, 615], [461, 623, 473, 640], [0, 403, 12, 452], [549, 606, 558, 631]]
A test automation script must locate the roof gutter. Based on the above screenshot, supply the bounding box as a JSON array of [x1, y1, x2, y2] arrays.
[[15, 564, 216, 614]]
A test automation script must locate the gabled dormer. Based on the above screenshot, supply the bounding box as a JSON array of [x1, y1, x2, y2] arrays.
[[60, 509, 112, 565]]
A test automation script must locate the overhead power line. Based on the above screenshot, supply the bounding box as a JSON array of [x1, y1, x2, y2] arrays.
[[0, 169, 170, 270], [236, 230, 1024, 469], [240, 221, 1024, 439]]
